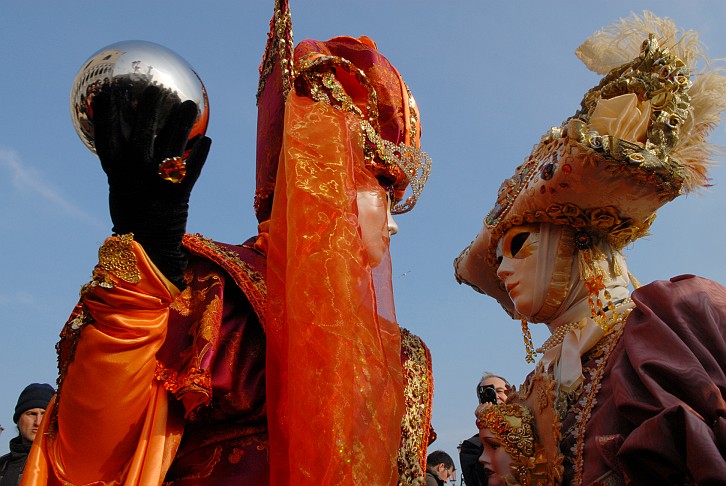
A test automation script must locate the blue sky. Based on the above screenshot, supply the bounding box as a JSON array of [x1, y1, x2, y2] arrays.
[[2, 0, 726, 468]]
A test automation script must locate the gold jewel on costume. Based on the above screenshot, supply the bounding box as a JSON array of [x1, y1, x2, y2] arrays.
[[158, 156, 186, 183], [521, 318, 536, 364], [96, 233, 141, 285], [594, 298, 633, 333]]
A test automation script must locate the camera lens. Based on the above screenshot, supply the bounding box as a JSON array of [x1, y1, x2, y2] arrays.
[[477, 385, 498, 405]]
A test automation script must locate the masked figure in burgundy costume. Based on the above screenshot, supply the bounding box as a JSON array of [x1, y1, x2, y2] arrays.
[[456, 12, 726, 485], [22, 1, 435, 484]]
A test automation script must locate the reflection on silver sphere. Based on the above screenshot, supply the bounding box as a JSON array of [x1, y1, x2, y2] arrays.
[[70, 40, 209, 155]]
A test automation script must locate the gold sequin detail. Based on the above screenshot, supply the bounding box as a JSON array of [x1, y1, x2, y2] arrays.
[[397, 328, 433, 486], [97, 233, 141, 284], [256, 0, 294, 102]]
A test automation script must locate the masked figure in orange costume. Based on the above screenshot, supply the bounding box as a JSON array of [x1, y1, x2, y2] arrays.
[[456, 12, 726, 485], [22, 1, 434, 484]]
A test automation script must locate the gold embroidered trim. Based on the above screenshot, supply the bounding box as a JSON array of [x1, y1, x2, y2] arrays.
[[97, 233, 141, 284], [256, 0, 294, 103], [397, 328, 434, 486], [48, 298, 96, 436], [296, 54, 431, 214], [182, 234, 267, 328]]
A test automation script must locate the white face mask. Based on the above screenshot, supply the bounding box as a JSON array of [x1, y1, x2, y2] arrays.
[[496, 225, 541, 319], [497, 222, 633, 325], [356, 188, 398, 267]]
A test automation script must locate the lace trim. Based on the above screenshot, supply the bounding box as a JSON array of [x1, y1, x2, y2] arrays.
[[565, 310, 631, 486]]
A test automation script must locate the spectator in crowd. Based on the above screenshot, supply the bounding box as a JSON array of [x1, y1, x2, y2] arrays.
[[459, 372, 510, 486], [0, 383, 54, 485], [426, 449, 456, 485]]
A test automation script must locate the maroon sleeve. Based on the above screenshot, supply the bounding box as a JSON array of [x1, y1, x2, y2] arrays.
[[612, 275, 726, 484]]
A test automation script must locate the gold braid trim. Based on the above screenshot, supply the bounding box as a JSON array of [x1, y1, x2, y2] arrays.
[[397, 328, 434, 486], [295, 54, 432, 214], [182, 234, 268, 328]]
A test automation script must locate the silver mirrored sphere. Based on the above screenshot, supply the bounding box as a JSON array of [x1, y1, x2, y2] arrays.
[[70, 40, 209, 155]]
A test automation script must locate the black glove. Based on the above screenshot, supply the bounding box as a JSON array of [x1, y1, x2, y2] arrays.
[[92, 83, 211, 290]]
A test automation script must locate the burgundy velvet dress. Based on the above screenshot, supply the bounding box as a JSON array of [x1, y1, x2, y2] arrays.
[[559, 275, 726, 485], [158, 234, 270, 484]]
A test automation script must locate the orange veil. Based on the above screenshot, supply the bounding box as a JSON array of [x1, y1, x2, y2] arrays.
[[266, 91, 404, 484]]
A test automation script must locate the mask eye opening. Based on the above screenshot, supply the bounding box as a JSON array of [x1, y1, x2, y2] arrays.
[[510, 231, 531, 258]]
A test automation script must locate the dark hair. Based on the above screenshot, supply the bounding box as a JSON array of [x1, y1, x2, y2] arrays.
[[427, 449, 455, 469]]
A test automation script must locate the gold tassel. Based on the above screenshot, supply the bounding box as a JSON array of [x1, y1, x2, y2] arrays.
[[577, 247, 606, 282], [628, 271, 642, 289], [521, 318, 536, 364], [612, 250, 625, 276]]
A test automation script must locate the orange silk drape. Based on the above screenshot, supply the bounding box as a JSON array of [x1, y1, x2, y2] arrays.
[[266, 93, 404, 484], [21, 238, 182, 486]]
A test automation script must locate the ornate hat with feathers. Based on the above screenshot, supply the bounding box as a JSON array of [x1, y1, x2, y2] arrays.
[[455, 11, 726, 312]]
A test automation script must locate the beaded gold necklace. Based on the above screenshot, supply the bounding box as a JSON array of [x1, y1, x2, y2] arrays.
[[536, 298, 634, 354], [537, 320, 585, 353]]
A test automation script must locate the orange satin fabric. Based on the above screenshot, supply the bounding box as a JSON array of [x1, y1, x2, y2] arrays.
[[266, 94, 404, 484], [21, 238, 182, 486]]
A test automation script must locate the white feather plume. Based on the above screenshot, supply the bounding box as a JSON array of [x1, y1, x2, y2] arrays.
[[575, 11, 703, 74]]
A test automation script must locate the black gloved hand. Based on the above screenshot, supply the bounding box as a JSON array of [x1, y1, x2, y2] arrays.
[[92, 83, 211, 290]]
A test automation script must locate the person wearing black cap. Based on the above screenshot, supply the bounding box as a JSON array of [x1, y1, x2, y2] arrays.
[[0, 383, 54, 485]]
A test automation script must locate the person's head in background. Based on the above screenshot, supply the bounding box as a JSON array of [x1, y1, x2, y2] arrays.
[[477, 372, 510, 406], [426, 449, 457, 483], [13, 383, 55, 442]]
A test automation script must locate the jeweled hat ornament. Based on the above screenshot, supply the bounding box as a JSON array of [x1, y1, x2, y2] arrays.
[[455, 11, 726, 320], [70, 40, 210, 182]]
